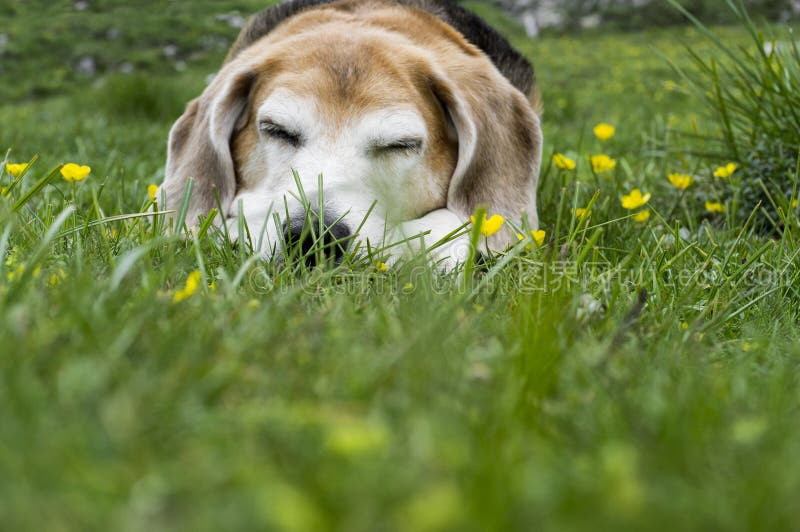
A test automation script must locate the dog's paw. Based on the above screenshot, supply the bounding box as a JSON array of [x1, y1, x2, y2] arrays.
[[422, 233, 471, 272], [387, 209, 472, 272]]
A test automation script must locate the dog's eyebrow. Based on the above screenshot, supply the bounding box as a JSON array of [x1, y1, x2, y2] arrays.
[[358, 107, 425, 131], [256, 90, 312, 129]]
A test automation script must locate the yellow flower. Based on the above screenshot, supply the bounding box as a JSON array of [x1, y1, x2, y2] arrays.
[[516, 229, 546, 248], [470, 213, 505, 237], [375, 261, 388, 272], [552, 153, 576, 171], [633, 209, 650, 222], [593, 122, 616, 141], [791, 199, 798, 209], [147, 184, 159, 200], [5, 162, 29, 178], [60, 163, 91, 182], [621, 189, 651, 210], [47, 268, 66, 287], [6, 265, 25, 281], [713, 162, 738, 179], [705, 201, 726, 213], [173, 270, 202, 303], [574, 207, 591, 219], [668, 173, 693, 190], [5, 263, 39, 280], [590, 154, 617, 174]]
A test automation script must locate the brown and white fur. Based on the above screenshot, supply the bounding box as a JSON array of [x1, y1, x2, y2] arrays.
[[161, 0, 542, 268]]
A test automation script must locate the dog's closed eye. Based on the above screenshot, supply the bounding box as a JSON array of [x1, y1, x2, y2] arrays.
[[370, 137, 424, 156], [259, 119, 302, 148]]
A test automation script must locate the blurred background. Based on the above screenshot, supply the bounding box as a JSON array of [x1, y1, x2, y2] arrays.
[[2, 0, 797, 102], [494, 0, 799, 36]]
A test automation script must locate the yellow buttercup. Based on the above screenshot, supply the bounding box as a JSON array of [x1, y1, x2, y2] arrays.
[[593, 123, 616, 141], [552, 153, 576, 170], [5, 162, 29, 178], [471, 213, 505, 237], [590, 154, 617, 174], [60, 163, 91, 182], [621, 189, 651, 210]]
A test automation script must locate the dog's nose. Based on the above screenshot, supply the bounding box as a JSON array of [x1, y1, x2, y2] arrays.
[[283, 211, 352, 266]]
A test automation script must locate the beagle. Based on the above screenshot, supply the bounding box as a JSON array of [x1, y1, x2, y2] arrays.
[[161, 0, 542, 268]]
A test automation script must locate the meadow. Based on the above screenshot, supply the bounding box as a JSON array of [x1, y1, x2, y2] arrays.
[[1, 1, 799, 530]]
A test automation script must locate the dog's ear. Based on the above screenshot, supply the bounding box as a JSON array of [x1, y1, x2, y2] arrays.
[[429, 58, 542, 248], [161, 61, 257, 226]]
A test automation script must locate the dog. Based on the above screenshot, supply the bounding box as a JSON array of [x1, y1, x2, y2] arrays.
[[160, 0, 542, 268]]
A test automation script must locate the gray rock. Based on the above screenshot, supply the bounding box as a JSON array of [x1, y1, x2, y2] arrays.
[[491, 0, 561, 37], [576, 293, 605, 322], [76, 56, 96, 76], [216, 12, 246, 29], [580, 13, 601, 29], [200, 35, 229, 52]]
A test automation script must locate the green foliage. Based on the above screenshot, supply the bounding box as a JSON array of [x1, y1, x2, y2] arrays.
[[3, 140, 800, 531], [0, 0, 279, 102], [94, 74, 196, 120], [668, 0, 800, 232], [738, 136, 799, 232]]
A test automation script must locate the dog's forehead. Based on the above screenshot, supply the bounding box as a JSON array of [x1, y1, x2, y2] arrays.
[[257, 87, 427, 139], [247, 28, 430, 124]]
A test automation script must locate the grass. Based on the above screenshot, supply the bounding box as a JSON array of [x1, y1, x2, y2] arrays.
[[2, 2, 800, 531]]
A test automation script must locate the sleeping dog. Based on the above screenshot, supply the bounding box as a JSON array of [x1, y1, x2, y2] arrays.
[[161, 0, 542, 268]]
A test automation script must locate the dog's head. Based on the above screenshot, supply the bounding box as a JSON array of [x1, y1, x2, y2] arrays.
[[162, 2, 542, 255]]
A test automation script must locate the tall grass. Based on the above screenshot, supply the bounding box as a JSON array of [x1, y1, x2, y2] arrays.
[[668, 0, 800, 233]]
